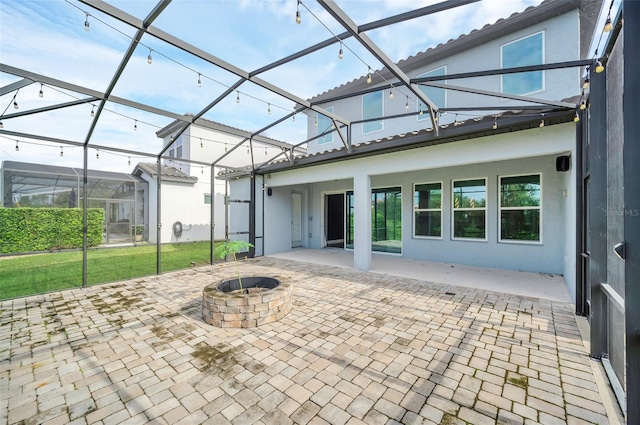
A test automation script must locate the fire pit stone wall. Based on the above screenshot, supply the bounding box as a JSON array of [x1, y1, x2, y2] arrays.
[[202, 278, 292, 328]]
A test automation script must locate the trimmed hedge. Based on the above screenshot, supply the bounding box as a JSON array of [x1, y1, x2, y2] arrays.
[[0, 208, 104, 253]]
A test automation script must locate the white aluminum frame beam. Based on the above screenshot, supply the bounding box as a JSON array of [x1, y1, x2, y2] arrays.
[[82, 0, 172, 147], [317, 0, 439, 133], [420, 81, 577, 108], [252, 0, 479, 76], [0, 63, 186, 121], [0, 129, 212, 166], [0, 64, 302, 153], [0, 78, 32, 96], [79, 0, 350, 130], [0, 98, 99, 120]]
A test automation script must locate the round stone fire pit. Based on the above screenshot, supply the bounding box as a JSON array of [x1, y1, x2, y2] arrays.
[[202, 277, 292, 328]]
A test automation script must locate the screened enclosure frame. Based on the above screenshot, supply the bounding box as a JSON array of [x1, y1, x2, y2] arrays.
[[2, 2, 640, 422], [0, 0, 604, 287]]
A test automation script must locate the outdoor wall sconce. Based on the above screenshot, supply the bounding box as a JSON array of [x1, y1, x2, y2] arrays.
[[556, 155, 571, 172]]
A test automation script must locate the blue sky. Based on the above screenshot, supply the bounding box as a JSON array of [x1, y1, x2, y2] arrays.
[[7, 0, 610, 172]]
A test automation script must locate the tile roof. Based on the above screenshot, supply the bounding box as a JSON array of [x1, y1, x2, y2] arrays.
[[156, 114, 305, 153], [310, 0, 599, 103], [133, 162, 198, 183], [217, 104, 579, 179]]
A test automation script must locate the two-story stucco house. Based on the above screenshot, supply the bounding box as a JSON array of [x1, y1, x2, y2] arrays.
[[136, 116, 305, 243], [223, 0, 601, 304]]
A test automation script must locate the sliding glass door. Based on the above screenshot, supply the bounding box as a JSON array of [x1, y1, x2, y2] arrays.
[[346, 191, 354, 249], [372, 187, 402, 253], [345, 187, 402, 254]]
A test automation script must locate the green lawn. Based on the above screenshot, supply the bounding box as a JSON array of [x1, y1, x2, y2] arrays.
[[0, 241, 220, 300]]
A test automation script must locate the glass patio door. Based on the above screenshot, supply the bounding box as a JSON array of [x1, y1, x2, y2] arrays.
[[346, 191, 354, 249], [345, 187, 402, 254], [371, 187, 402, 254]]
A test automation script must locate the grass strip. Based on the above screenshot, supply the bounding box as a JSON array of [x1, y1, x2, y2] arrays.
[[0, 241, 220, 300]]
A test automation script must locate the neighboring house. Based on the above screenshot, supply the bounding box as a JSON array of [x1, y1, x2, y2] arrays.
[[149, 116, 305, 243], [132, 162, 201, 244], [305, 0, 596, 153], [1, 160, 148, 245], [0, 118, 302, 247], [224, 0, 602, 304]]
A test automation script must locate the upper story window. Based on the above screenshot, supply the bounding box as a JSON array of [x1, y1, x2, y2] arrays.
[[417, 66, 446, 120], [175, 138, 183, 158], [362, 91, 383, 134], [317, 106, 334, 144], [501, 31, 544, 95]]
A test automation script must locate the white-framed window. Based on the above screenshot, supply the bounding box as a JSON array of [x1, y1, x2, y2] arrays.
[[204, 193, 211, 204], [169, 149, 175, 158], [413, 182, 442, 238], [452, 178, 487, 240], [317, 106, 334, 144], [175, 138, 183, 158], [362, 91, 383, 134], [501, 31, 544, 95], [417, 66, 446, 120], [499, 174, 541, 243]]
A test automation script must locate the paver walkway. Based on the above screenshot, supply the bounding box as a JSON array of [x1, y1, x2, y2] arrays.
[[0, 257, 612, 424]]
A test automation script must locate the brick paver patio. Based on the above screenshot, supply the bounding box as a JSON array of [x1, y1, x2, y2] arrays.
[[0, 257, 611, 424]]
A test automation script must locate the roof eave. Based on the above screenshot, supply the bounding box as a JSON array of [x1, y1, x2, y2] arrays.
[[237, 109, 576, 176]]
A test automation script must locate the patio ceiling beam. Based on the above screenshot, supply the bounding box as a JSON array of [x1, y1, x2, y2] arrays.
[[412, 59, 594, 83], [78, 4, 304, 156], [256, 127, 338, 172], [0, 98, 100, 120], [248, 75, 349, 127], [209, 113, 309, 169], [0, 78, 32, 96], [283, 149, 292, 164], [251, 0, 479, 76], [332, 121, 351, 152], [0, 129, 210, 166], [210, 135, 251, 168], [80, 0, 349, 129], [255, 140, 311, 170], [251, 111, 296, 140], [252, 147, 287, 172], [0, 130, 84, 147], [359, 0, 479, 32], [188, 118, 305, 153], [251, 111, 348, 168], [440, 105, 565, 111], [346, 104, 566, 125], [312, 59, 587, 107], [420, 81, 577, 108], [174, 89, 298, 170], [317, 0, 439, 133], [0, 64, 186, 121], [149, 24, 349, 125], [82, 0, 172, 147]]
